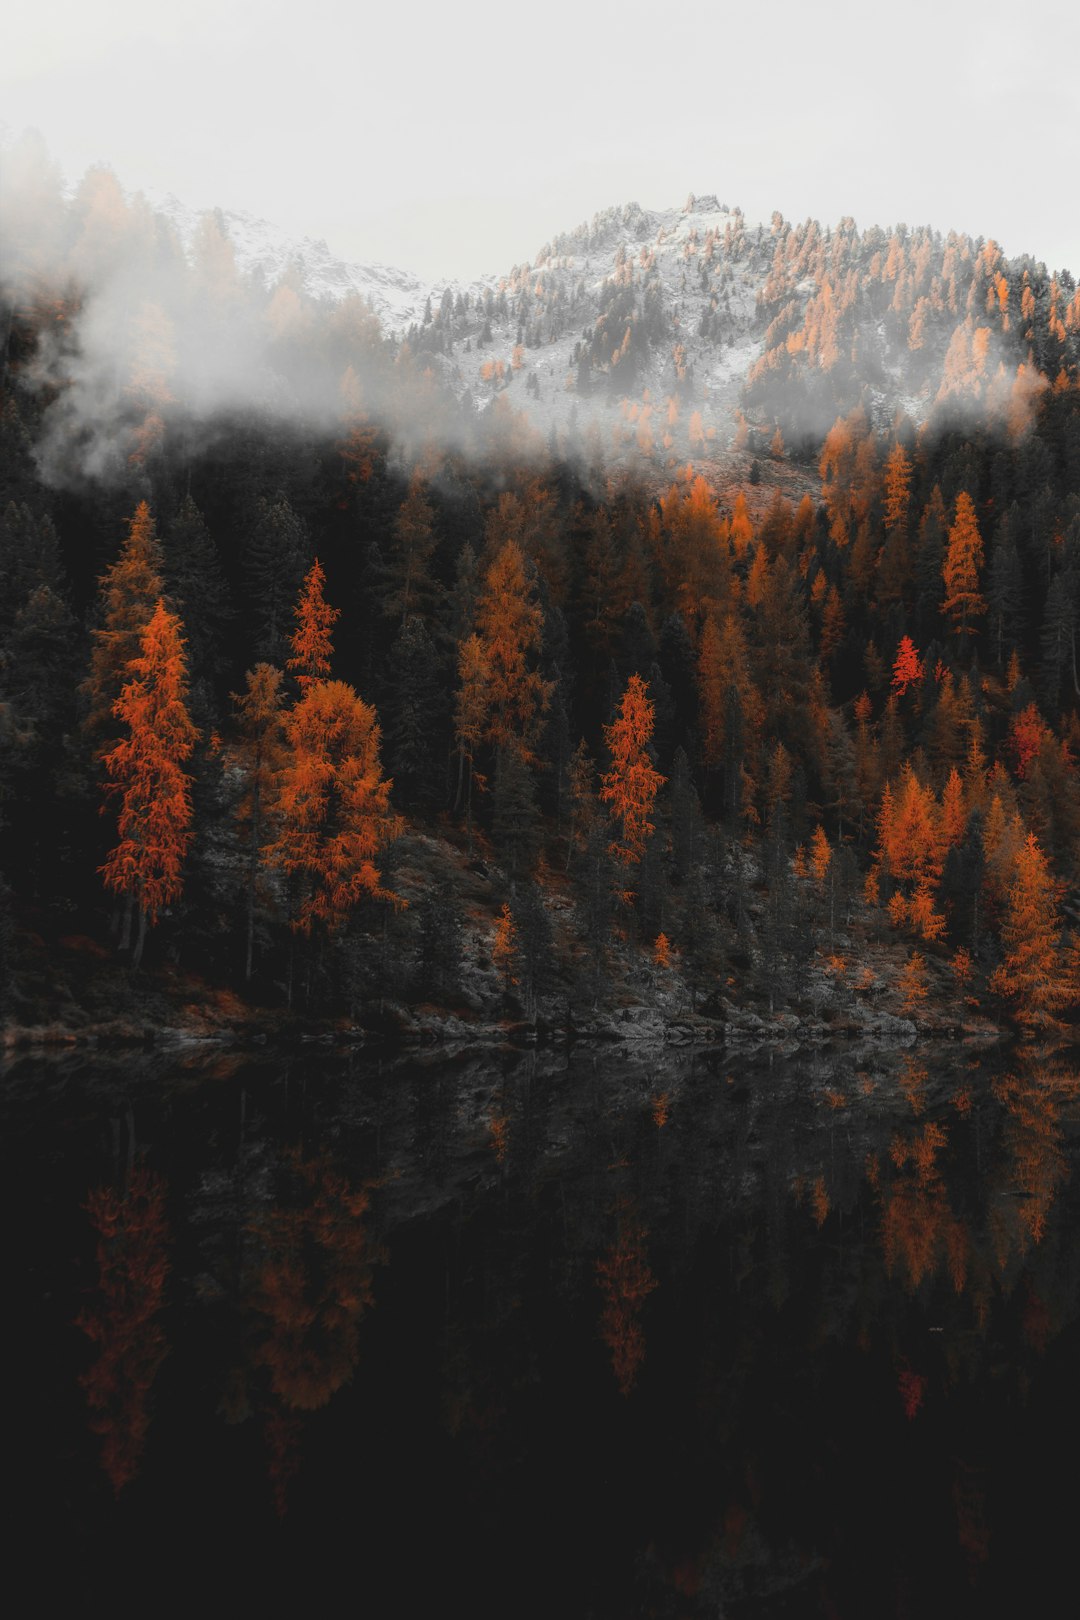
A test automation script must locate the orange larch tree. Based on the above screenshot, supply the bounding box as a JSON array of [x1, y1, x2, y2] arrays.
[[492, 901, 518, 990], [287, 558, 339, 691], [100, 599, 199, 967], [943, 491, 986, 636], [891, 635, 924, 698], [453, 631, 491, 840], [601, 673, 665, 867], [267, 679, 401, 936], [82, 501, 167, 754], [475, 539, 552, 759], [989, 832, 1071, 1028], [883, 442, 913, 534]]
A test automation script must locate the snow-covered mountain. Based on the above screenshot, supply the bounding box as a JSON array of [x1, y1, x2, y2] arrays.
[[129, 183, 1079, 475], [140, 187, 479, 335]]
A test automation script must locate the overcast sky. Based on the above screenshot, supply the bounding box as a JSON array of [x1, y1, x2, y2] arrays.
[[4, 0, 1078, 283]]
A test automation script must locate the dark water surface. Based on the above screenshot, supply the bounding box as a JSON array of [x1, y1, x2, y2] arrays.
[[7, 1039, 1080, 1614]]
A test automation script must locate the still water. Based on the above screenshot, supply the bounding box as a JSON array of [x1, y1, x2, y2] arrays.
[[7, 1040, 1080, 1614]]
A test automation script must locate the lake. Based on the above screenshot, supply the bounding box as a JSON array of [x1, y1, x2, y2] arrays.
[[6, 1039, 1080, 1614]]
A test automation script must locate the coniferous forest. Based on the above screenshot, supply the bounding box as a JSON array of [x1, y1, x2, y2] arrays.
[[3, 149, 1080, 1047]]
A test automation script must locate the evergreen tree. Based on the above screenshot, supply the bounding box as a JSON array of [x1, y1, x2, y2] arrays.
[[231, 664, 286, 982], [492, 746, 541, 879], [384, 615, 446, 811], [163, 495, 232, 687], [244, 492, 309, 667]]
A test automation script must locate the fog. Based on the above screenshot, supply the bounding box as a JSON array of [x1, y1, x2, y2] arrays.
[[1, 130, 1072, 492]]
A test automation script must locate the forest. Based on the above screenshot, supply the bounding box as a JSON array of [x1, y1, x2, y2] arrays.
[[3, 152, 1080, 1045]]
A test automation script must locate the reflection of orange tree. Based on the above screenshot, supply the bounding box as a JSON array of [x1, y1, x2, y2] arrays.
[[992, 1055, 1077, 1251], [879, 1073, 969, 1293], [77, 1163, 170, 1494], [596, 1201, 657, 1396], [249, 1154, 376, 1412]]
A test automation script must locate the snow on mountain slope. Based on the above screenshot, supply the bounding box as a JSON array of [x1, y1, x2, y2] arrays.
[[140, 187, 484, 335]]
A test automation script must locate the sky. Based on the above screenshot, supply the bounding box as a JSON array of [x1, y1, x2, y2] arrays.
[[3, 0, 1079, 283]]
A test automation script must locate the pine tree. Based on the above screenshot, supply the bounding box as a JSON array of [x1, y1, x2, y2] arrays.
[[384, 616, 446, 811], [492, 746, 541, 879], [245, 492, 308, 667], [231, 664, 287, 981], [100, 600, 199, 967], [163, 495, 231, 683], [383, 472, 441, 627]]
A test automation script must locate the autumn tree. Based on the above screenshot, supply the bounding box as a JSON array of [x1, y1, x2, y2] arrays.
[[231, 664, 287, 981], [898, 950, 929, 1015], [453, 632, 490, 840], [891, 635, 924, 698], [943, 491, 986, 636], [78, 1165, 170, 1494], [83, 502, 166, 755], [284, 557, 339, 693], [100, 600, 199, 968], [883, 442, 913, 535], [475, 539, 552, 759], [989, 832, 1071, 1027], [601, 674, 665, 867], [492, 901, 518, 991], [267, 678, 401, 944]]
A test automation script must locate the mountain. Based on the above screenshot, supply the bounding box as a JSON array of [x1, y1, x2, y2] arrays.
[[139, 187, 478, 335], [11, 157, 1080, 490], [403, 191, 1078, 467], [171, 184, 1071, 475]]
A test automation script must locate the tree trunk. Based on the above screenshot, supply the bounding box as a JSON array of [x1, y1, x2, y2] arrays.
[[132, 901, 148, 970], [245, 788, 261, 983]]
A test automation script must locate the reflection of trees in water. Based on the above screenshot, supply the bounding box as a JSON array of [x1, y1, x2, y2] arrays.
[[77, 1162, 170, 1494], [878, 1110, 969, 1295], [224, 1151, 380, 1515], [597, 1199, 657, 1396], [991, 1049, 1077, 1254], [249, 1152, 376, 1412]]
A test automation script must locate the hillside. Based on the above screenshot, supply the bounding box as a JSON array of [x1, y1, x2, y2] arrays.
[[2, 149, 1080, 1051]]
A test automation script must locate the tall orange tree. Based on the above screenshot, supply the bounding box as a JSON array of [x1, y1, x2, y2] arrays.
[[989, 832, 1070, 1028], [287, 558, 339, 691], [474, 539, 551, 759], [601, 674, 665, 867], [100, 599, 199, 967], [267, 679, 401, 937], [83, 501, 166, 754], [943, 491, 986, 636]]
